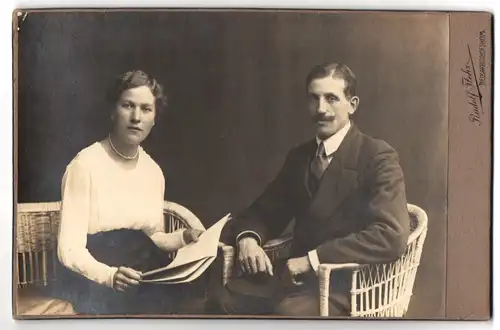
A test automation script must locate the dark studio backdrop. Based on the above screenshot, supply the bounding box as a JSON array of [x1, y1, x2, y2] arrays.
[[17, 10, 449, 318]]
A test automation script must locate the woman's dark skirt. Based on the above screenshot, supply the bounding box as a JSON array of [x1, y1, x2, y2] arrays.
[[45, 229, 207, 315]]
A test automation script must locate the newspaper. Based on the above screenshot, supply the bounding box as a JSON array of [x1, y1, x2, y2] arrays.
[[140, 213, 231, 283]]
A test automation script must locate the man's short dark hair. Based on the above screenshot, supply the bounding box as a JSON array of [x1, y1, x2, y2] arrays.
[[306, 63, 357, 99]]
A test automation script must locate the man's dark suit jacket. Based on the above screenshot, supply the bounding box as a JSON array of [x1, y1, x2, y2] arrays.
[[227, 123, 410, 267]]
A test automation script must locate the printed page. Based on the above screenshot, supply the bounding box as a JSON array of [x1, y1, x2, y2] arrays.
[[167, 213, 230, 268], [160, 256, 216, 284], [140, 257, 210, 282], [141, 213, 231, 278]]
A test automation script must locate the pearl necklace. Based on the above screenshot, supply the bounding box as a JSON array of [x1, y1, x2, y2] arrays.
[[108, 134, 139, 160]]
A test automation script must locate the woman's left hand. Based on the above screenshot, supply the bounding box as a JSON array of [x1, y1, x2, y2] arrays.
[[183, 228, 205, 244]]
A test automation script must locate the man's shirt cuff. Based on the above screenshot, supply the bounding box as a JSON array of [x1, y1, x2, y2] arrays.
[[308, 249, 320, 273], [236, 230, 262, 246]]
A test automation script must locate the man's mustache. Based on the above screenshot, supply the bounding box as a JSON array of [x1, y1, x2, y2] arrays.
[[314, 114, 336, 121]]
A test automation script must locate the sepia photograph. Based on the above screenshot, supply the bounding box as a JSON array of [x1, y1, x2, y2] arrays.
[[12, 8, 492, 320]]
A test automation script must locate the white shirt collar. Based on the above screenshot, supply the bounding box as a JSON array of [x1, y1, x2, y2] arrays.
[[315, 120, 352, 157]]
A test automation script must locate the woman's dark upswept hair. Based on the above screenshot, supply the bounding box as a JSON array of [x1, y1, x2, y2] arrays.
[[106, 70, 168, 116]]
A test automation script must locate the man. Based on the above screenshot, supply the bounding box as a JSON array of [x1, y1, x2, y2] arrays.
[[213, 62, 410, 316]]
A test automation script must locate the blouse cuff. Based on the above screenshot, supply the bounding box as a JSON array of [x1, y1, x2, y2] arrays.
[[180, 229, 188, 246], [107, 266, 119, 289]]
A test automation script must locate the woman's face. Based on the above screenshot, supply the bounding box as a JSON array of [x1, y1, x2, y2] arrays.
[[111, 85, 156, 146]]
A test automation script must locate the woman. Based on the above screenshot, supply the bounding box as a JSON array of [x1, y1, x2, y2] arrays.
[[53, 70, 204, 315]]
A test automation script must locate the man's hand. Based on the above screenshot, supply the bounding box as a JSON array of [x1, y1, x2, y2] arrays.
[[113, 266, 142, 293], [183, 228, 205, 244], [238, 237, 273, 276], [286, 256, 312, 285]]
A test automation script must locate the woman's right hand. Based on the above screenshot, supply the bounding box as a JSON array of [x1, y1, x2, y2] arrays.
[[112, 266, 142, 292], [183, 228, 204, 244]]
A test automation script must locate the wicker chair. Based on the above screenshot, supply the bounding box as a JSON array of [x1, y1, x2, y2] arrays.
[[219, 203, 428, 317], [14, 200, 206, 315], [15, 201, 62, 289]]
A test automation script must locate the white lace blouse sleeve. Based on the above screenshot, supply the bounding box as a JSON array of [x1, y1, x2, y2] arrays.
[[57, 159, 117, 288]]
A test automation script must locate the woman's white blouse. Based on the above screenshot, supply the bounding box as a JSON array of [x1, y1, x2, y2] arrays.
[[57, 142, 182, 288]]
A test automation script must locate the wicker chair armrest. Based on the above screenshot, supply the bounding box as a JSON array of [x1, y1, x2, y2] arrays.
[[318, 263, 362, 273], [218, 243, 235, 286], [163, 201, 205, 231], [318, 263, 363, 317], [262, 234, 293, 252], [218, 242, 235, 256]]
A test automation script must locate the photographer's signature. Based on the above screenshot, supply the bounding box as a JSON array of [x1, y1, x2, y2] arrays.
[[461, 30, 487, 127]]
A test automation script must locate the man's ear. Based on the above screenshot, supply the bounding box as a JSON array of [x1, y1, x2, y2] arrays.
[[349, 96, 360, 115]]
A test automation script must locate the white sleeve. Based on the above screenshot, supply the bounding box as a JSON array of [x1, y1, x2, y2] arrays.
[[142, 166, 167, 236], [57, 160, 117, 288], [145, 168, 188, 252]]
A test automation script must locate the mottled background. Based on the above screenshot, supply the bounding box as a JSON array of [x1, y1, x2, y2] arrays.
[[17, 10, 449, 318]]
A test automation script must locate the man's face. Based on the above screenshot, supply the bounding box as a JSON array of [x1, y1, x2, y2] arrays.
[[307, 76, 358, 140]]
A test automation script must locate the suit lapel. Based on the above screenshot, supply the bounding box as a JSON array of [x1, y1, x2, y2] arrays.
[[307, 124, 361, 220], [301, 140, 317, 199]]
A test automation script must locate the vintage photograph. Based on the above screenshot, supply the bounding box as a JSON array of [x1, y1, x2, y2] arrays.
[[13, 9, 458, 319]]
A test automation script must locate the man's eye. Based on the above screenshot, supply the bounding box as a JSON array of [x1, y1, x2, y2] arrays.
[[122, 103, 133, 109], [326, 95, 338, 103], [142, 107, 153, 112]]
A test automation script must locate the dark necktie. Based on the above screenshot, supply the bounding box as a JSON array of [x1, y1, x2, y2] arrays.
[[309, 142, 329, 193]]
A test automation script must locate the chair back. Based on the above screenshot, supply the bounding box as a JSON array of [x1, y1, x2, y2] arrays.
[[15, 202, 62, 288], [349, 203, 428, 317]]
